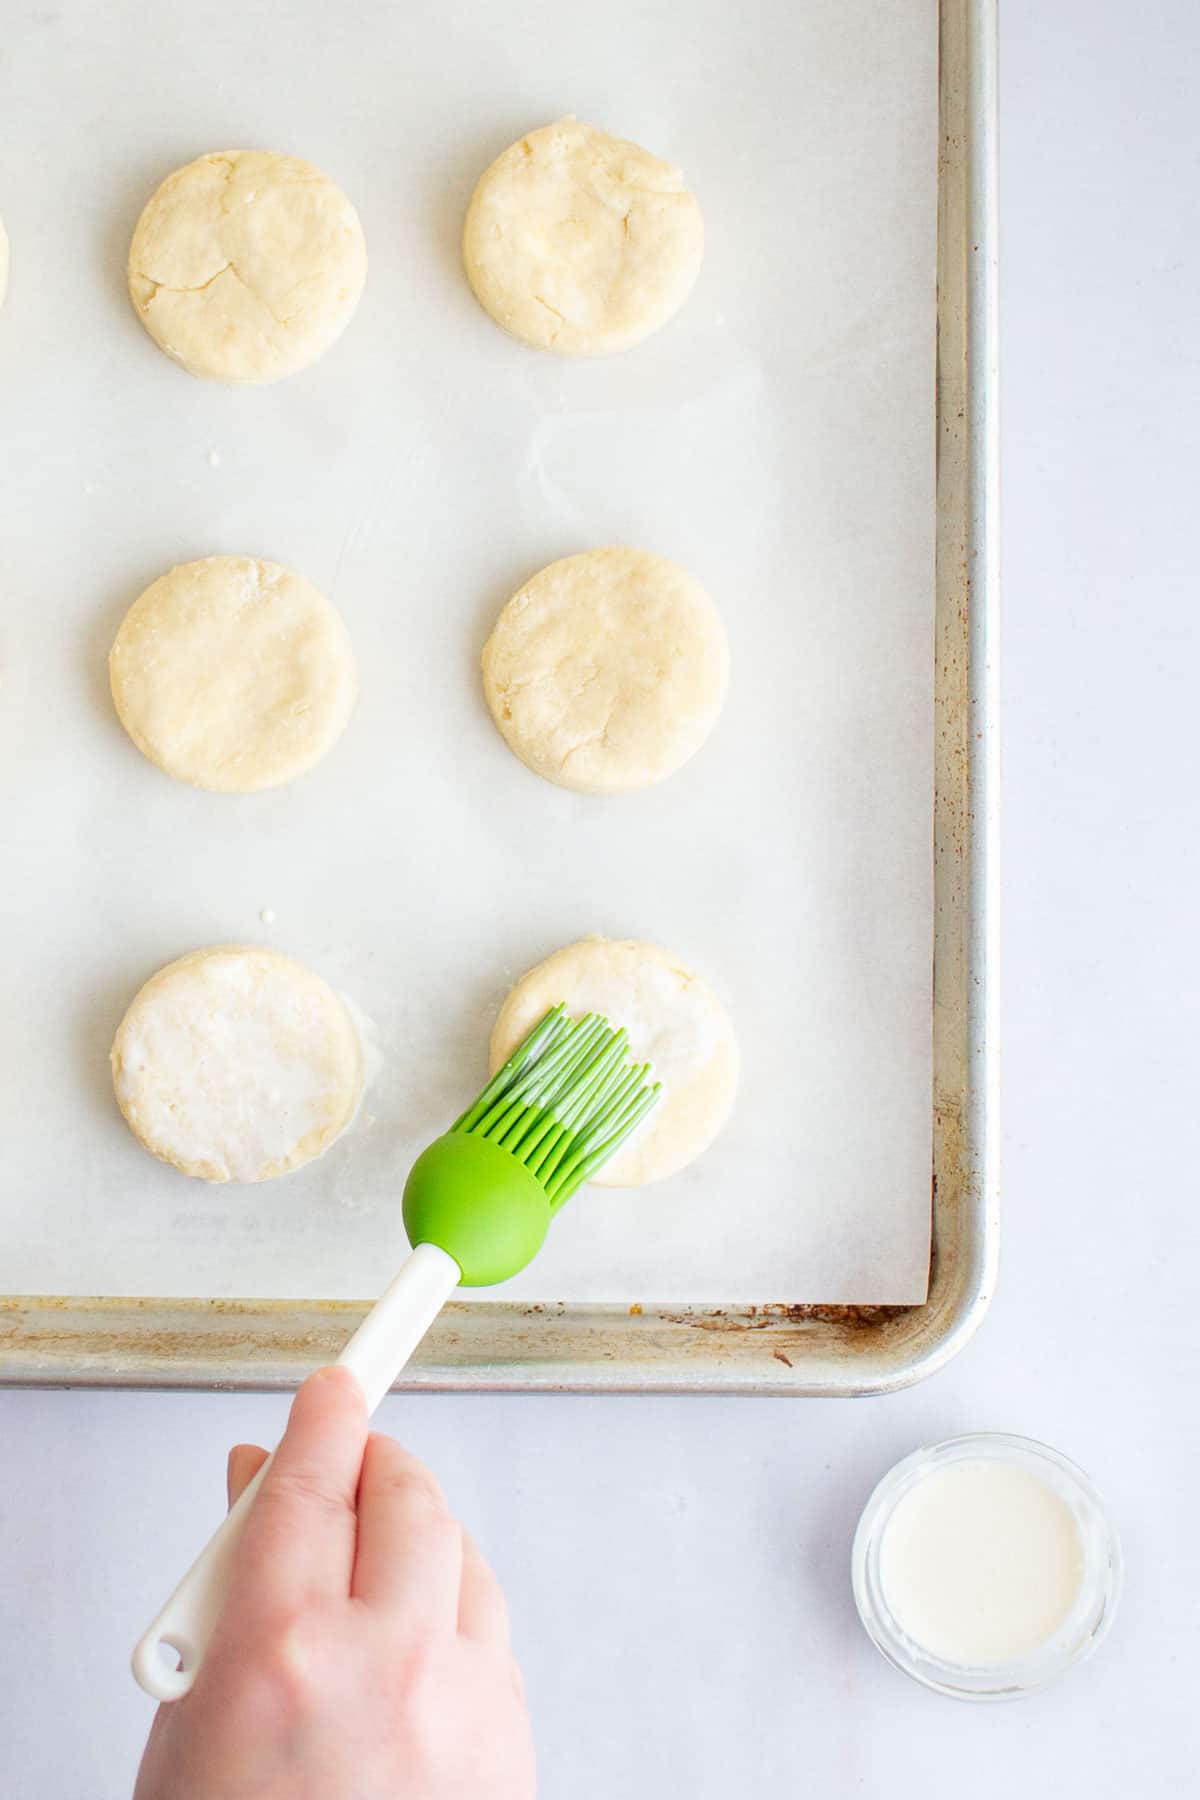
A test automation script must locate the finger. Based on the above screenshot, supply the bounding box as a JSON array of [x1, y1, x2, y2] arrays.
[[226, 1443, 270, 1509], [225, 1366, 368, 1621], [457, 1529, 511, 1650], [352, 1432, 463, 1630]]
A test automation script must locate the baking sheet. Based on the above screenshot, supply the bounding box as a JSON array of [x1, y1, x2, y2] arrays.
[[0, 0, 936, 1305]]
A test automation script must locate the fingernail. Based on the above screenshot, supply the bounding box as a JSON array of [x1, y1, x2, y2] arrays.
[[310, 1364, 364, 1397]]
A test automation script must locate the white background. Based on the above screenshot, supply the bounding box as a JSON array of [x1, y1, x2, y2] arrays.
[[2, 1, 1199, 1793]]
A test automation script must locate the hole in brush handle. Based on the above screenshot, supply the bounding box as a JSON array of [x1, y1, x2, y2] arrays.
[[132, 1628, 198, 1702], [131, 1462, 270, 1702]]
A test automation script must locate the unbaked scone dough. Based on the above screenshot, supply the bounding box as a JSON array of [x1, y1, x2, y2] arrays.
[[490, 938, 738, 1185], [462, 118, 704, 355], [128, 150, 367, 383], [112, 946, 362, 1183], [109, 555, 357, 792], [482, 548, 728, 794]]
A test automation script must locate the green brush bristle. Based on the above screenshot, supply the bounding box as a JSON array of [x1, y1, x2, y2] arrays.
[[452, 1004, 661, 1209]]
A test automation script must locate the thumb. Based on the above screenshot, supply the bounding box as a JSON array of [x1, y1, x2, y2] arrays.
[[226, 1443, 270, 1510]]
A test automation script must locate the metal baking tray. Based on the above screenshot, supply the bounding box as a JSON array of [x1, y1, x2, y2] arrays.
[[0, 0, 996, 1397]]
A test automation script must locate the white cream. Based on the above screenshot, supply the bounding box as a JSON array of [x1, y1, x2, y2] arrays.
[[878, 1461, 1085, 1665], [111, 947, 362, 1184]]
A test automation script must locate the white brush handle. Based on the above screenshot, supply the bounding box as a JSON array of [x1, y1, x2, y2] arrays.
[[131, 1243, 462, 1703]]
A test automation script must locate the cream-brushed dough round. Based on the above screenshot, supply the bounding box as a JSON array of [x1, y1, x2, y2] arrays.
[[462, 118, 704, 355], [482, 548, 728, 794], [110, 555, 357, 793], [128, 150, 367, 383], [490, 938, 738, 1185], [111, 947, 362, 1183]]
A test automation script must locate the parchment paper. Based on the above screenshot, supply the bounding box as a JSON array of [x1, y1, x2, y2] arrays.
[[0, 0, 936, 1303]]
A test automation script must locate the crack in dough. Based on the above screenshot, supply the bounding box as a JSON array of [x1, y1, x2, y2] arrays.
[[463, 118, 703, 356], [127, 149, 367, 384], [132, 260, 232, 302]]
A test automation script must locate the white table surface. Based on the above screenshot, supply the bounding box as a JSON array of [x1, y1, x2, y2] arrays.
[[2, 2, 1197, 1792]]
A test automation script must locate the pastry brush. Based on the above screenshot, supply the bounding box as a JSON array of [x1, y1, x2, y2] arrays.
[[132, 1004, 659, 1702]]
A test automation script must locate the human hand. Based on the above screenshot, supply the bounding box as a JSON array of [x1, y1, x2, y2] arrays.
[[134, 1366, 535, 1800]]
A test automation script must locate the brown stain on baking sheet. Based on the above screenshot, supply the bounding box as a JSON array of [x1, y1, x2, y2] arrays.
[[661, 1302, 910, 1335]]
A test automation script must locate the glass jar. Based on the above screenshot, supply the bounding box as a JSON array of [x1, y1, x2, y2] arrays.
[[851, 1432, 1123, 1700]]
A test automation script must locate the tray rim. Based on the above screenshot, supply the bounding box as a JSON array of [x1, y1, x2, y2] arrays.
[[0, 0, 998, 1398]]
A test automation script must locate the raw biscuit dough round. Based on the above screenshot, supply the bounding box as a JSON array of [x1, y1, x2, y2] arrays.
[[128, 150, 367, 383], [109, 554, 358, 793], [462, 117, 704, 355], [111, 946, 363, 1183], [489, 938, 738, 1186], [482, 547, 728, 794]]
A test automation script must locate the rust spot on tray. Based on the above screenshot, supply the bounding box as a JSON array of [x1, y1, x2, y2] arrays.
[[661, 1302, 911, 1334]]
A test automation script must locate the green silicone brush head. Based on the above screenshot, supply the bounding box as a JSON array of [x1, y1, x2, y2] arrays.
[[454, 1004, 661, 1204], [402, 1005, 661, 1286]]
